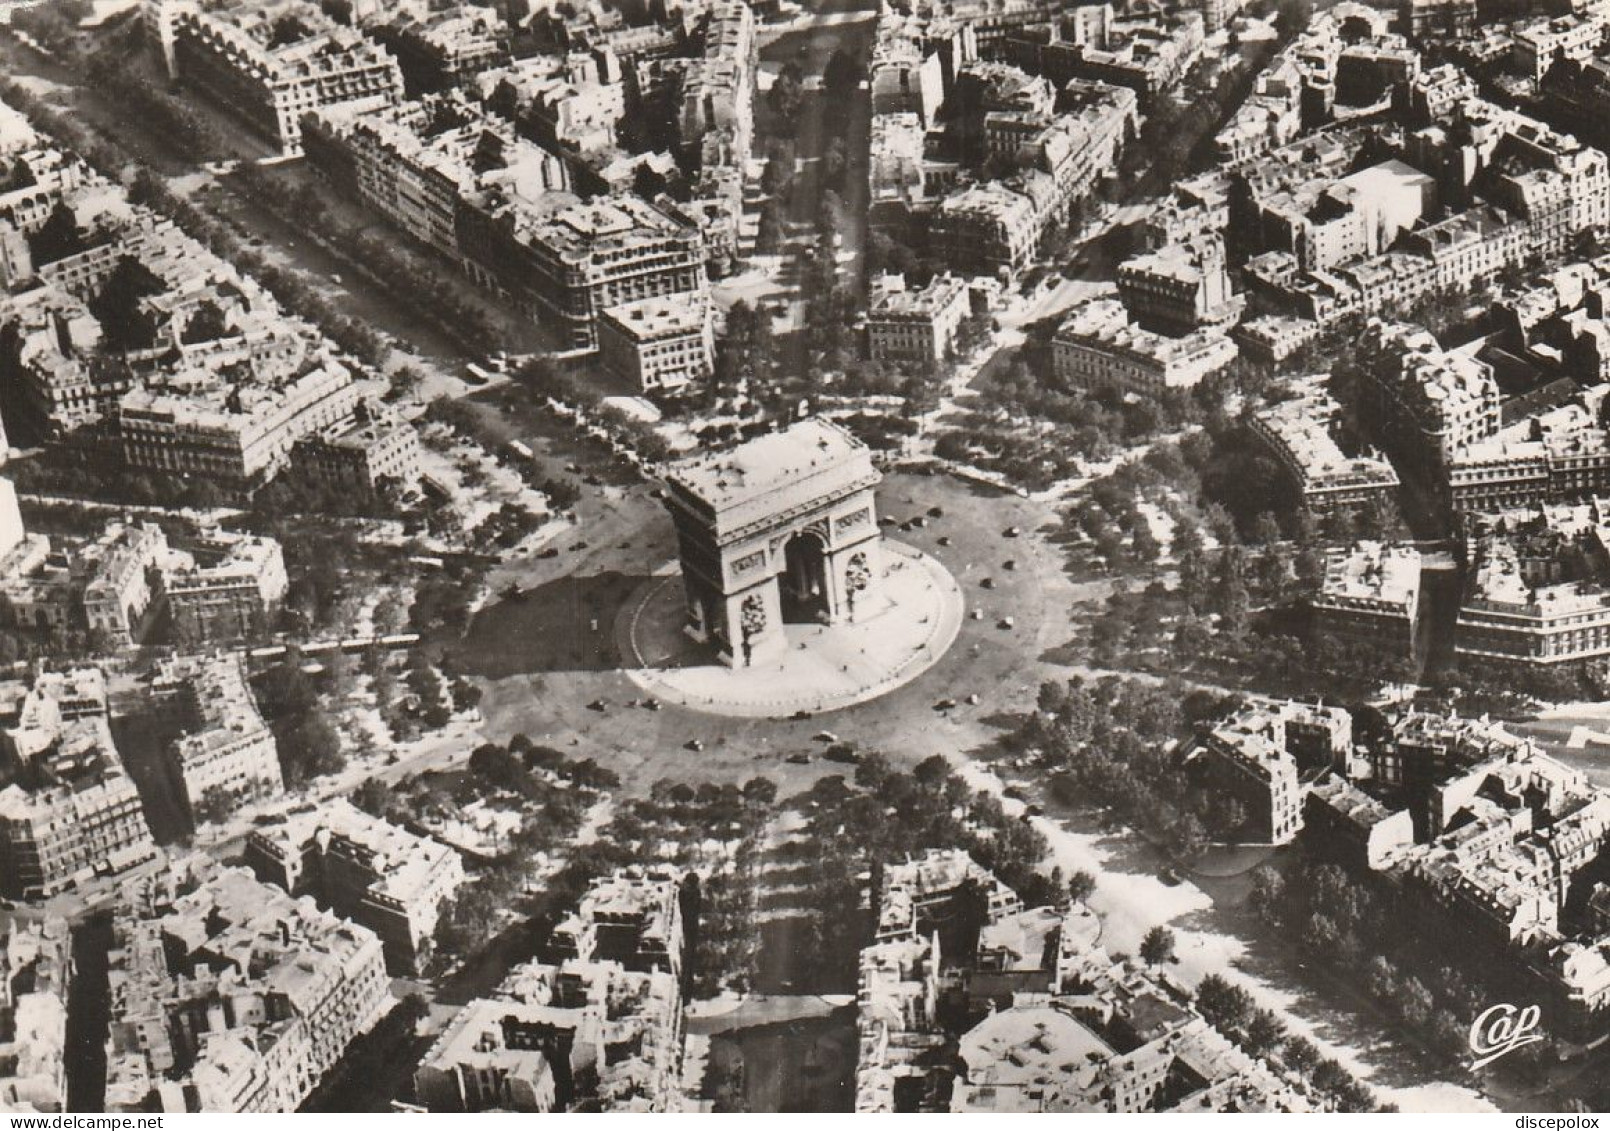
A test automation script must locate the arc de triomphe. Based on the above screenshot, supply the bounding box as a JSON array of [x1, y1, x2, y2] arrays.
[[662, 419, 884, 668]]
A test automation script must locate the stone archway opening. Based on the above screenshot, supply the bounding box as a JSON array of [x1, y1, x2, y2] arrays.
[[781, 530, 830, 625]]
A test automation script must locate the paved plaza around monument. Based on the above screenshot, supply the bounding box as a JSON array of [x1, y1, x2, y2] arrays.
[[618, 540, 964, 717]]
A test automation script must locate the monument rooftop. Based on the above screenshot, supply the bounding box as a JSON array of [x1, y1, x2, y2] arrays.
[[665, 420, 879, 538]]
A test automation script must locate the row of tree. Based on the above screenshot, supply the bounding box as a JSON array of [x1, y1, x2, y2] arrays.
[[1194, 974, 1385, 1112], [231, 163, 519, 357], [1023, 676, 1237, 859], [1247, 858, 1551, 1081]]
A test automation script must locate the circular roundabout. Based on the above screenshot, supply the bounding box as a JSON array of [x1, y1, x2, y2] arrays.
[[616, 539, 965, 718]]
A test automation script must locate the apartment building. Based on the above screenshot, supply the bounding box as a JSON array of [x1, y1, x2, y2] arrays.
[[0, 918, 71, 1113], [1249, 384, 1400, 513], [1116, 234, 1240, 334], [153, 0, 404, 154], [292, 400, 422, 496], [104, 860, 390, 1112], [870, 9, 953, 128], [1184, 699, 1351, 842], [1051, 297, 1238, 394], [994, 7, 1204, 104], [1304, 775, 1416, 870], [152, 653, 282, 822], [875, 848, 1023, 944], [866, 273, 972, 366], [161, 528, 289, 644], [1403, 750, 1610, 938], [1362, 321, 1501, 471], [678, 0, 756, 171], [78, 522, 167, 646], [597, 295, 715, 393], [1400, 0, 1476, 40], [1254, 159, 1435, 274], [1216, 58, 1304, 164], [415, 865, 687, 1111], [1229, 95, 1610, 332], [856, 851, 1312, 1112], [549, 865, 685, 978], [1458, 541, 1610, 665], [0, 668, 156, 899], [1445, 498, 1610, 665], [301, 91, 570, 262], [0, 177, 394, 491], [458, 194, 706, 350], [1216, 4, 1415, 163], [0, 138, 87, 245], [369, 4, 507, 94], [1512, 13, 1608, 84], [1294, 703, 1610, 1036], [0, 282, 125, 436], [415, 955, 684, 1112], [0, 499, 285, 648], [245, 799, 465, 974], [924, 180, 1044, 277], [118, 354, 365, 487], [1184, 719, 1304, 845], [492, 51, 629, 154], [1311, 540, 1423, 658]]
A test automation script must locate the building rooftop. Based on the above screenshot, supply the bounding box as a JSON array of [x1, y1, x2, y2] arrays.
[[868, 274, 968, 320], [0, 917, 70, 1113], [1338, 158, 1435, 200], [511, 195, 695, 264], [253, 799, 458, 907], [600, 295, 708, 340], [105, 858, 386, 1111], [1309, 774, 1399, 829], [1055, 297, 1235, 366], [1319, 541, 1422, 609], [1252, 384, 1399, 493]]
